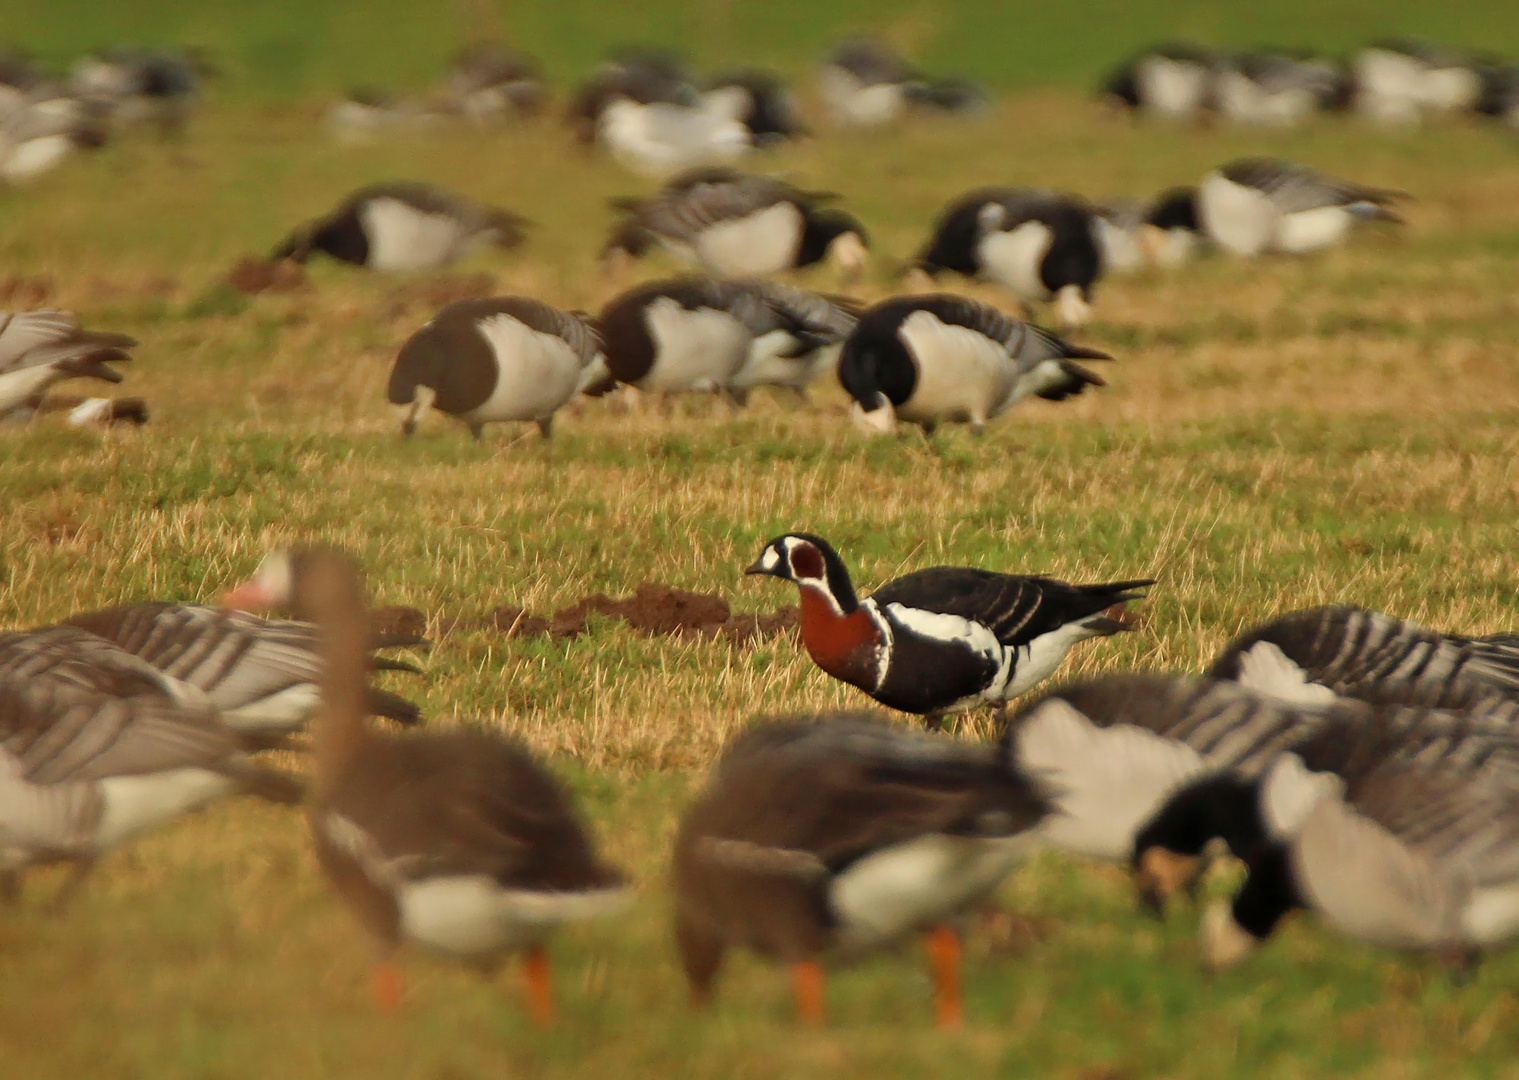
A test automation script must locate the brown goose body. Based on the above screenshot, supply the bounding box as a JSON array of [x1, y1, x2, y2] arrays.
[[673, 714, 1048, 1025], [225, 546, 626, 1020], [0, 626, 302, 905]]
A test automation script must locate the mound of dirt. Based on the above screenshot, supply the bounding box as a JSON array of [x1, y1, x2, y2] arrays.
[[473, 583, 797, 647], [227, 257, 308, 295], [370, 605, 429, 646], [480, 605, 553, 638]]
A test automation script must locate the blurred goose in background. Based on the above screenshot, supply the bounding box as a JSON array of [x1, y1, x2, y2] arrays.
[[388, 296, 606, 441], [839, 294, 1110, 436], [0, 90, 106, 183], [224, 546, 627, 1020], [597, 96, 751, 177], [1207, 605, 1519, 710], [444, 42, 546, 121], [1093, 191, 1206, 273], [0, 625, 302, 908], [62, 601, 425, 738], [594, 277, 856, 403], [0, 310, 135, 418], [1351, 40, 1488, 128], [818, 38, 989, 128], [1100, 43, 1217, 122], [567, 48, 701, 143], [603, 167, 868, 281], [1476, 65, 1519, 131], [70, 47, 209, 135], [673, 714, 1050, 1026], [702, 70, 806, 147], [271, 182, 528, 272], [1197, 158, 1406, 257], [1211, 50, 1346, 127], [326, 89, 452, 143], [913, 188, 1103, 328]]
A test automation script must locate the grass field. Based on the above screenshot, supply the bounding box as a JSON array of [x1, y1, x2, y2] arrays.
[[7, 6, 1519, 1075]]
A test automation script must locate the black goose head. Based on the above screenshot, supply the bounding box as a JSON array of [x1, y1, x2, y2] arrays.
[[798, 209, 869, 279], [745, 532, 859, 613], [1130, 772, 1267, 915], [1145, 187, 1200, 233], [1201, 843, 1303, 970]]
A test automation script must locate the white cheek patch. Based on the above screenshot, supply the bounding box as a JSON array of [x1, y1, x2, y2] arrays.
[[759, 547, 781, 571]]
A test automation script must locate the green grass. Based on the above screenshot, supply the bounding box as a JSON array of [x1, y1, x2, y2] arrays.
[[7, 8, 1519, 1075]]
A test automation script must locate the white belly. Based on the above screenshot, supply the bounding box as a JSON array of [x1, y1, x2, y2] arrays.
[[977, 222, 1054, 301], [1215, 73, 1316, 127], [1135, 57, 1210, 119], [694, 202, 803, 276], [464, 314, 586, 423], [895, 310, 1020, 426], [1274, 207, 1353, 254], [0, 362, 67, 415], [1094, 218, 1143, 274], [729, 333, 836, 392], [399, 875, 630, 957], [830, 834, 1032, 951], [1004, 621, 1101, 697], [1198, 173, 1278, 257], [361, 199, 471, 271], [601, 101, 749, 177], [95, 769, 234, 849], [820, 68, 906, 127], [1460, 882, 1519, 946], [640, 299, 752, 393]]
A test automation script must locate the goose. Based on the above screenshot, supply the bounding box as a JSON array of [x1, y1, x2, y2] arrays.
[[70, 47, 207, 134], [0, 95, 106, 184], [745, 533, 1151, 729], [702, 71, 806, 147], [567, 49, 700, 144], [62, 600, 425, 737], [1477, 66, 1519, 131], [1100, 44, 1217, 122], [1090, 199, 1148, 275], [222, 546, 628, 1019], [673, 714, 1049, 1025], [1136, 187, 1204, 267], [1352, 41, 1487, 128], [388, 296, 606, 441], [0, 310, 136, 418], [1198, 158, 1406, 257], [1207, 604, 1519, 711], [913, 188, 1103, 328], [271, 182, 529, 272], [818, 39, 987, 128], [595, 277, 856, 403], [0, 625, 303, 907], [444, 43, 546, 121], [602, 167, 868, 282], [1211, 51, 1346, 127], [596, 96, 751, 178], [326, 89, 452, 143], [837, 294, 1111, 436]]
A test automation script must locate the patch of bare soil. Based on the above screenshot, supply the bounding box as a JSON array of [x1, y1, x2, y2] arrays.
[[0, 275, 53, 306], [385, 273, 497, 316], [227, 257, 308, 295], [475, 583, 797, 646]]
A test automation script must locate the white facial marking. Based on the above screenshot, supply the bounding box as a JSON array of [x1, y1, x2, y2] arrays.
[[759, 547, 781, 571]]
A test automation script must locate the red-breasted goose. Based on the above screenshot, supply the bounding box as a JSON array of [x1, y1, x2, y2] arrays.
[[0, 310, 135, 417], [387, 296, 606, 441], [914, 188, 1104, 328], [0, 626, 302, 907], [1207, 605, 1519, 711], [1198, 158, 1405, 257], [224, 547, 627, 1020], [63, 601, 425, 738], [603, 167, 867, 281], [673, 714, 1049, 1026], [272, 182, 529, 272], [595, 277, 856, 403], [837, 294, 1111, 435], [746, 533, 1152, 729]]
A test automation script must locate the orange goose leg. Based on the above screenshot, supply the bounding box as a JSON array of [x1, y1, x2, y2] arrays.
[[792, 961, 826, 1026], [925, 926, 963, 1028], [372, 959, 405, 1015], [523, 944, 554, 1027]]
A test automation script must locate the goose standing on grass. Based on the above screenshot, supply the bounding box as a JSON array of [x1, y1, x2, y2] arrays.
[[818, 39, 988, 128], [597, 96, 751, 177], [0, 626, 303, 908], [594, 277, 856, 404], [1197, 159, 1406, 258], [837, 294, 1111, 436], [567, 48, 700, 144], [1352, 41, 1487, 128], [0, 310, 136, 418], [1207, 605, 1519, 710], [602, 167, 869, 282], [271, 182, 529, 272], [702, 71, 807, 147], [388, 296, 606, 442], [63, 601, 425, 738], [913, 188, 1103, 328], [745, 533, 1152, 729], [673, 715, 1050, 1026], [444, 43, 546, 121], [1100, 44, 1217, 122], [223, 547, 628, 1020]]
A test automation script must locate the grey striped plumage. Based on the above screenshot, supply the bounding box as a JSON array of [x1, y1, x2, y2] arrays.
[[0, 311, 136, 374], [1208, 605, 1519, 710], [615, 168, 818, 247]]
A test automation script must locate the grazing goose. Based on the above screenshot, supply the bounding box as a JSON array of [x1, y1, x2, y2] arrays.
[[818, 39, 986, 128], [597, 96, 751, 177], [603, 167, 868, 281], [388, 296, 605, 441], [567, 48, 700, 144], [1136, 187, 1204, 267], [0, 310, 136, 418], [70, 47, 205, 134], [914, 188, 1103, 327], [837, 294, 1111, 436], [702, 71, 806, 147], [444, 43, 546, 121], [1197, 159, 1405, 258], [673, 714, 1049, 1025], [595, 277, 856, 402], [272, 182, 529, 272], [745, 533, 1151, 729], [63, 601, 425, 737], [1207, 605, 1519, 711], [326, 89, 451, 143], [1211, 52, 1346, 127], [1352, 41, 1487, 128], [1101, 44, 1217, 122], [0, 626, 303, 907], [223, 547, 627, 1019], [0, 96, 106, 184]]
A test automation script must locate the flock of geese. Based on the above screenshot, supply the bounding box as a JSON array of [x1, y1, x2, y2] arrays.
[[8, 535, 1519, 1027]]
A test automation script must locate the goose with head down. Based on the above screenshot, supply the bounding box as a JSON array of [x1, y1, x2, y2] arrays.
[[1197, 158, 1406, 257]]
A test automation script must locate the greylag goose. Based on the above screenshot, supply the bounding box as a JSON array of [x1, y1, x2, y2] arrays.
[[223, 546, 627, 1021], [673, 714, 1049, 1025]]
